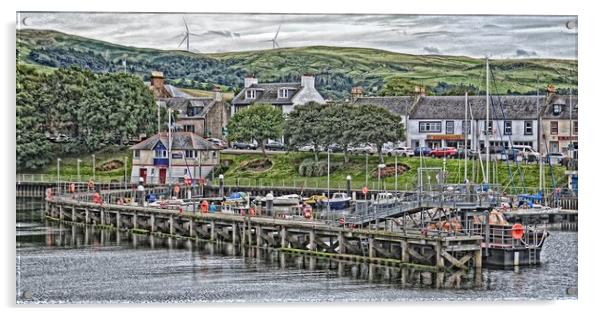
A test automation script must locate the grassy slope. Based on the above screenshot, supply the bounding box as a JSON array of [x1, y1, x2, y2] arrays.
[[220, 152, 565, 194], [17, 29, 577, 97]]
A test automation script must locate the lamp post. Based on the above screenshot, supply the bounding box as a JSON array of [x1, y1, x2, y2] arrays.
[[56, 158, 61, 194], [218, 174, 224, 198], [327, 149, 331, 212], [77, 159, 81, 183], [395, 155, 398, 191], [124, 156, 128, 189], [346, 175, 352, 199], [377, 163, 386, 191], [365, 152, 368, 188], [92, 154, 96, 181]]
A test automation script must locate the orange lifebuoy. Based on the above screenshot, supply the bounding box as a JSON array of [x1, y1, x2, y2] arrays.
[[511, 223, 525, 239], [92, 192, 101, 204], [249, 208, 255, 216], [69, 183, 76, 193], [200, 200, 209, 213], [304, 205, 312, 219], [339, 217, 345, 225], [87, 179, 94, 190], [46, 188, 53, 200], [174, 185, 180, 194]]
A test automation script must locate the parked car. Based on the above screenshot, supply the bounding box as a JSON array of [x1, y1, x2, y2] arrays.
[[512, 145, 540, 161], [500, 148, 520, 161], [265, 141, 286, 151], [207, 138, 227, 149], [544, 152, 566, 165], [298, 144, 324, 152], [327, 144, 344, 152], [455, 148, 479, 159], [231, 141, 256, 150], [414, 147, 432, 156], [390, 146, 415, 157], [349, 144, 377, 155], [430, 147, 458, 158]]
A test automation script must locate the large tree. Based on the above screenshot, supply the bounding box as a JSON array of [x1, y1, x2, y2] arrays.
[[227, 104, 284, 157], [322, 103, 356, 163], [351, 104, 405, 162], [284, 102, 329, 161]]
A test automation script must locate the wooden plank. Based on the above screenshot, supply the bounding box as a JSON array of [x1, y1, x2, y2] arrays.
[[440, 250, 472, 269]]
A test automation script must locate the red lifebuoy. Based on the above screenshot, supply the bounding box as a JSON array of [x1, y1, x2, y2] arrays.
[[87, 179, 94, 191], [69, 183, 76, 193], [304, 205, 312, 219], [339, 217, 345, 225], [249, 208, 255, 216], [200, 200, 209, 213], [92, 192, 101, 204], [46, 188, 53, 200], [174, 185, 180, 194], [511, 223, 525, 239]]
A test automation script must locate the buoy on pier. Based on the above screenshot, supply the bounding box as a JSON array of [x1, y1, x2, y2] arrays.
[[511, 223, 525, 239], [200, 200, 209, 213]]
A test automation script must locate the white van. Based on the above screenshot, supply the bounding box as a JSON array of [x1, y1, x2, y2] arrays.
[[511, 145, 540, 160]]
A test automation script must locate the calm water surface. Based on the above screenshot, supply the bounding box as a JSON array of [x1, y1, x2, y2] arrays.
[[16, 198, 577, 303]]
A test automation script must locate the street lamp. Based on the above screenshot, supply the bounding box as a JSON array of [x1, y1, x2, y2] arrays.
[[377, 163, 386, 191], [91, 154, 96, 181], [77, 159, 82, 183], [365, 152, 368, 188], [56, 158, 61, 194], [346, 175, 352, 198], [124, 156, 128, 188], [327, 149, 331, 212]]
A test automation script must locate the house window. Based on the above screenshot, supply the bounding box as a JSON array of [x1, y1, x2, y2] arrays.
[[419, 121, 442, 133], [485, 121, 493, 135], [573, 121, 578, 134], [185, 150, 198, 158], [154, 149, 167, 158], [553, 104, 562, 115], [550, 121, 559, 135], [446, 121, 454, 134], [134, 150, 140, 158], [184, 125, 195, 133], [246, 89, 256, 99], [504, 121, 512, 135], [461, 121, 471, 134], [524, 121, 533, 135], [278, 88, 288, 99]]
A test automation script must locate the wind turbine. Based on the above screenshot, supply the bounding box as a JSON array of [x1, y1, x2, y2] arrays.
[[262, 25, 281, 49], [177, 18, 203, 52]]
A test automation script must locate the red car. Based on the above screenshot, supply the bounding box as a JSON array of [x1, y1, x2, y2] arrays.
[[430, 147, 458, 158]]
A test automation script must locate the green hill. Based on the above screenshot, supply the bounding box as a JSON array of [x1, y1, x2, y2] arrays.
[[17, 29, 577, 100]]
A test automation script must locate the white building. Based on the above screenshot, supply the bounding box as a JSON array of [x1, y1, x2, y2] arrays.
[[130, 132, 220, 184], [231, 74, 326, 115]]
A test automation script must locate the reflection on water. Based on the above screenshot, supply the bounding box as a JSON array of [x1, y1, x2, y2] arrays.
[[16, 198, 577, 303]]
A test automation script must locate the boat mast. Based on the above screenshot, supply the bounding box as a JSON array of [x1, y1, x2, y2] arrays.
[[168, 107, 172, 185], [464, 91, 468, 182], [485, 56, 490, 184]]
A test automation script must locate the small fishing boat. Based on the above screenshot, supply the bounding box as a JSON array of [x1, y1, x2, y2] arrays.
[[372, 192, 398, 208], [318, 192, 351, 210], [255, 194, 301, 206]]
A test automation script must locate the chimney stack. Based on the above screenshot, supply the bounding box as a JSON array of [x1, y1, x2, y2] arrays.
[[351, 86, 364, 102], [414, 85, 426, 97], [244, 74, 258, 88], [546, 84, 557, 96], [150, 71, 165, 90], [212, 86, 222, 101], [301, 73, 315, 89]]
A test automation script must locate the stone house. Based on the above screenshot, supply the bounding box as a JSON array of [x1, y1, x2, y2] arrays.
[[539, 88, 578, 155]]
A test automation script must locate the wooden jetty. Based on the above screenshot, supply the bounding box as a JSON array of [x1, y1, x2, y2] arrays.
[[44, 191, 483, 272]]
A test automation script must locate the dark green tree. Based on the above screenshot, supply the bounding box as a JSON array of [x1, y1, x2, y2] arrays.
[[351, 104, 405, 162], [322, 103, 356, 163], [284, 102, 329, 161], [227, 104, 284, 157]]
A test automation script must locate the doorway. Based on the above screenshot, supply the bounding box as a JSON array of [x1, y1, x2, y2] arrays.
[[139, 168, 147, 183], [159, 168, 167, 184]]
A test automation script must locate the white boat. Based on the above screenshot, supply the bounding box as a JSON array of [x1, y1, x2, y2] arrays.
[[319, 192, 352, 210], [372, 192, 398, 208], [255, 194, 301, 206]]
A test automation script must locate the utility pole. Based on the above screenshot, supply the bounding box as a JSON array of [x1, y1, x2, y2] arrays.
[[537, 75, 543, 192], [92, 154, 96, 181], [168, 107, 172, 185], [485, 56, 490, 184], [77, 159, 81, 183], [327, 149, 331, 212], [56, 158, 61, 194], [365, 152, 368, 188], [464, 91, 468, 182]]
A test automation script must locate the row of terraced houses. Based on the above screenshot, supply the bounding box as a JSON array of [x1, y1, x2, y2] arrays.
[[130, 72, 577, 184]]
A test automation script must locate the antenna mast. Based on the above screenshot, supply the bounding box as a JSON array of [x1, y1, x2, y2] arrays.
[[485, 56, 490, 184]]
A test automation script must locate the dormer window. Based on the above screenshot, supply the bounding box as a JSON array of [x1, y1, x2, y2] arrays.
[[246, 89, 256, 99], [553, 104, 562, 115], [278, 88, 289, 99]]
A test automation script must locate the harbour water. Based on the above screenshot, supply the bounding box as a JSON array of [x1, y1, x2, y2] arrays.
[[16, 198, 578, 303]]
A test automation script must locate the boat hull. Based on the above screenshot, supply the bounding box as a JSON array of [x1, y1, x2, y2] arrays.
[[319, 199, 351, 210], [483, 247, 543, 267]]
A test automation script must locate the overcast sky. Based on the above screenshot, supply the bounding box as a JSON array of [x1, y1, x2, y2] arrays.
[[17, 12, 578, 59]]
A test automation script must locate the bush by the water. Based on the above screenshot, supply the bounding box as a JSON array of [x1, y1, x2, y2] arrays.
[[97, 159, 124, 172], [239, 159, 273, 172], [298, 158, 340, 177], [372, 163, 411, 178]]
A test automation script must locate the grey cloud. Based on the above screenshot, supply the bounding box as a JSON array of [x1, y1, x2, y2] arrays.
[[516, 49, 537, 57], [423, 46, 440, 54]]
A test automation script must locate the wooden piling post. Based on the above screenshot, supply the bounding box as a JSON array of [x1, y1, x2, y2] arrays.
[[474, 245, 483, 269], [368, 237, 374, 258], [71, 207, 75, 221], [435, 241, 444, 270], [210, 221, 216, 241], [308, 230, 316, 251], [337, 232, 345, 254], [133, 213, 138, 229], [241, 221, 246, 246], [189, 218, 195, 238], [232, 223, 237, 244], [100, 209, 105, 225], [59, 205, 64, 220], [85, 208, 90, 224], [116, 211, 121, 229], [400, 239, 409, 263], [280, 226, 287, 248], [256, 226, 262, 247], [169, 215, 175, 235]]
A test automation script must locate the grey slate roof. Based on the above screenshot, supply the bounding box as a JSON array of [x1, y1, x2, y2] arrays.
[[411, 96, 545, 120], [232, 83, 302, 105], [164, 97, 217, 118], [541, 95, 578, 119], [130, 132, 218, 150], [353, 96, 415, 115]]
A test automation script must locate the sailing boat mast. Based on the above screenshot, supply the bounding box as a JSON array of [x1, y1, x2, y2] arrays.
[[485, 56, 490, 184], [464, 91, 468, 181]]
